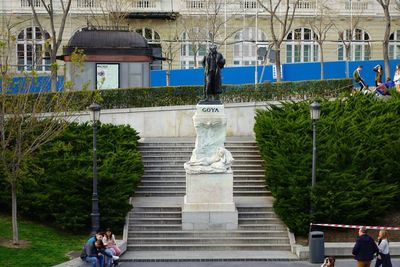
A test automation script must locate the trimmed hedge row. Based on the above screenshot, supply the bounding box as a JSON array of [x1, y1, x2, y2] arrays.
[[0, 122, 143, 233], [5, 79, 352, 110], [254, 93, 400, 235], [93, 79, 352, 109]]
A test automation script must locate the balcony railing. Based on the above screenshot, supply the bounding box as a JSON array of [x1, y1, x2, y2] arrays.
[[20, 0, 41, 7], [297, 0, 316, 10], [345, 1, 368, 10], [132, 0, 157, 9]]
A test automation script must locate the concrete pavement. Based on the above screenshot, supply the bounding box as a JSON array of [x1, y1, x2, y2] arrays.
[[114, 258, 400, 267]]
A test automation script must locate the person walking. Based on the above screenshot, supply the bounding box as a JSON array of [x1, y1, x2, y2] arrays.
[[353, 65, 368, 91], [373, 65, 383, 87], [352, 226, 379, 267], [393, 64, 400, 93], [375, 230, 392, 267]]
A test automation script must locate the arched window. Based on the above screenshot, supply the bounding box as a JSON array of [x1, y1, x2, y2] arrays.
[[285, 27, 318, 63], [180, 28, 208, 69], [338, 28, 371, 61], [389, 30, 400, 59], [136, 27, 162, 70], [17, 27, 50, 71], [233, 27, 267, 66]]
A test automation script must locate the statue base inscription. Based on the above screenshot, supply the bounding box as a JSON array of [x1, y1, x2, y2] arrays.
[[182, 103, 238, 230]]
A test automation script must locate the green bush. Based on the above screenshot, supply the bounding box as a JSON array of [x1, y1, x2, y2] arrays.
[[254, 93, 400, 235], [94, 79, 351, 109], [0, 122, 143, 233]]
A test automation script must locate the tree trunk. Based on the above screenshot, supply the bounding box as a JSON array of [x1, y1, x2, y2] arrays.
[[320, 44, 324, 80], [50, 53, 58, 92], [11, 179, 19, 245], [275, 47, 282, 82], [382, 5, 391, 79]]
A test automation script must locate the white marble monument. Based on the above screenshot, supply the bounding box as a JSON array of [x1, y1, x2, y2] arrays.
[[182, 103, 238, 230]]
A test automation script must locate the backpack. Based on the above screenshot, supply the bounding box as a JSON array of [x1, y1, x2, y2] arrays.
[[80, 246, 87, 261]]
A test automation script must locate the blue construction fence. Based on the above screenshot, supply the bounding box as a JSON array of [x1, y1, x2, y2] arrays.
[[151, 60, 400, 87], [0, 76, 64, 93], [2, 60, 400, 92]]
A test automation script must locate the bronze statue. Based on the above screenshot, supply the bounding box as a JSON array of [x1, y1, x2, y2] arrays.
[[201, 45, 225, 103]]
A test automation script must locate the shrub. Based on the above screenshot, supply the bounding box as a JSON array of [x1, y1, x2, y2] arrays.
[[254, 93, 400, 235], [0, 122, 143, 233]]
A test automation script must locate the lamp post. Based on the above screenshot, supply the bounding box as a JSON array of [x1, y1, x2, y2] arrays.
[[88, 102, 101, 234], [310, 102, 321, 188]]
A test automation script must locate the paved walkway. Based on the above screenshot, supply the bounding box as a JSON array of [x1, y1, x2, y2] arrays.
[[112, 258, 400, 267]]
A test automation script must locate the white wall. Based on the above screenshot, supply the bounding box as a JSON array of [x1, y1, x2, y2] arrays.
[[75, 101, 280, 138]]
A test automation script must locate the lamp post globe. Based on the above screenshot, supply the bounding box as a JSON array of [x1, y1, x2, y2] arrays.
[[88, 102, 101, 234]]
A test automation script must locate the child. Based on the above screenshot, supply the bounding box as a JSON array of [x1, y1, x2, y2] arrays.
[[321, 256, 335, 267]]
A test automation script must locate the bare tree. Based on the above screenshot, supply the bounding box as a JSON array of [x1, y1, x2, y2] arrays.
[[0, 78, 89, 245], [376, 0, 391, 79], [160, 19, 182, 86], [307, 0, 333, 80], [180, 0, 241, 68], [28, 0, 72, 92], [257, 0, 300, 82], [87, 0, 131, 29], [334, 1, 364, 78]]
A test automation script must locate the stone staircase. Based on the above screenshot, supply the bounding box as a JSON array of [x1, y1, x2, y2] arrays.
[[122, 138, 296, 261]]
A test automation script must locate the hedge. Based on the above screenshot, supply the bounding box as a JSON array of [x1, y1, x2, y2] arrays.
[[9, 78, 351, 111], [254, 93, 400, 235], [0, 122, 143, 233]]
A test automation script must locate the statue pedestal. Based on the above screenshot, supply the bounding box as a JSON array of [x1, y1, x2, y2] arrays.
[[182, 103, 238, 230]]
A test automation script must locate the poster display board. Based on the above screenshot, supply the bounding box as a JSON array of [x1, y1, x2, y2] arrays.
[[96, 63, 119, 89]]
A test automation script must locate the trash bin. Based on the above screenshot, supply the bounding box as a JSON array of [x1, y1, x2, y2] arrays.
[[309, 231, 325, 263]]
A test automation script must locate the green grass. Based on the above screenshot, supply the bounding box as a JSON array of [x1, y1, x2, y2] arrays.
[[0, 215, 87, 267]]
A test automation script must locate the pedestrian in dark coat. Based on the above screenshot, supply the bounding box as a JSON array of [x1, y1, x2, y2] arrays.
[[353, 226, 379, 267]]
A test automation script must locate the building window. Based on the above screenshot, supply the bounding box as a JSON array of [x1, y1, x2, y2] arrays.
[[285, 27, 318, 63], [233, 27, 267, 66], [337, 28, 370, 61], [180, 29, 208, 69], [135, 28, 160, 44], [389, 30, 400, 60], [17, 27, 50, 72], [136, 28, 162, 70]]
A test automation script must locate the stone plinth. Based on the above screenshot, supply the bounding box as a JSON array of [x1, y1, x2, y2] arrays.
[[182, 103, 238, 230], [182, 172, 238, 230]]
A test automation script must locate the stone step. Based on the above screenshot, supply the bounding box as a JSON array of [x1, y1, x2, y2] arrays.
[[238, 211, 278, 218], [129, 218, 181, 224], [143, 164, 263, 169], [127, 243, 291, 251], [136, 185, 267, 191], [139, 180, 266, 186], [143, 158, 263, 167], [139, 142, 258, 147], [141, 174, 266, 180], [139, 150, 261, 156], [238, 224, 286, 230], [141, 155, 262, 161], [128, 230, 288, 238], [129, 224, 182, 231], [143, 170, 265, 175], [129, 211, 182, 218], [238, 218, 282, 224], [132, 207, 181, 212], [134, 191, 271, 197], [127, 236, 290, 244]]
